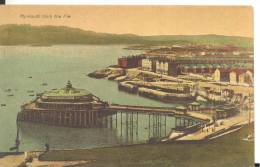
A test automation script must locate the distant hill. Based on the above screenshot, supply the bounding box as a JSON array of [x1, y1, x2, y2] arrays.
[[0, 24, 253, 48]]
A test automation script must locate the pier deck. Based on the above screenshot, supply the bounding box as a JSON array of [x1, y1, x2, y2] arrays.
[[175, 110, 253, 141], [105, 104, 212, 122]]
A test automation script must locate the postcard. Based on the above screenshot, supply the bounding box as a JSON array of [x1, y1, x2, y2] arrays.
[[0, 5, 254, 167]]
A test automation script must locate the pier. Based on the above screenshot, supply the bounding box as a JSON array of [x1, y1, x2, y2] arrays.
[[100, 104, 213, 142], [17, 82, 215, 143], [104, 104, 212, 123]]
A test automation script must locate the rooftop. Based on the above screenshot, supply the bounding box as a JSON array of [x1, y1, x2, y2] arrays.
[[175, 105, 187, 111], [42, 81, 92, 98]]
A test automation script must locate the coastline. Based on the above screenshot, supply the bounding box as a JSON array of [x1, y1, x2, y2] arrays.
[[0, 123, 253, 167]]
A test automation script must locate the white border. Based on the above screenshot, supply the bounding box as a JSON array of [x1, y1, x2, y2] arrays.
[[3, 0, 260, 164]]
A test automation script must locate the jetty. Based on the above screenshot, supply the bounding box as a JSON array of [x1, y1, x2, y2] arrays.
[[104, 104, 211, 123]]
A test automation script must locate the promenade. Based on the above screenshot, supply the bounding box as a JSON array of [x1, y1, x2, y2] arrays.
[[175, 110, 253, 141]]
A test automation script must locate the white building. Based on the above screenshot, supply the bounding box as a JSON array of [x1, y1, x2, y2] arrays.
[[238, 70, 253, 85], [229, 71, 237, 84], [156, 61, 168, 74], [141, 59, 152, 71], [213, 69, 220, 81]]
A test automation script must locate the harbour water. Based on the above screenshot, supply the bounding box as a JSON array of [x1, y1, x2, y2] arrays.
[[0, 45, 181, 152], [0, 45, 254, 166]]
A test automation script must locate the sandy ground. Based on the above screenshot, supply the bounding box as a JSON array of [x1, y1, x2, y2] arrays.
[[26, 159, 92, 167], [0, 154, 25, 167], [0, 152, 93, 167]]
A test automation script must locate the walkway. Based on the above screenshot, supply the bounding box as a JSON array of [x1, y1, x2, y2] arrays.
[[105, 104, 212, 122], [176, 110, 253, 141]]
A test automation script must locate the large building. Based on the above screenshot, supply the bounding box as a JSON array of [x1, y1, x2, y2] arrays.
[[18, 81, 107, 127], [140, 55, 253, 85], [156, 60, 168, 74], [118, 55, 143, 68], [118, 45, 253, 85], [141, 58, 152, 71]]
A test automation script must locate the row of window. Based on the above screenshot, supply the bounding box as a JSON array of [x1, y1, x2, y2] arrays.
[[37, 102, 92, 110]]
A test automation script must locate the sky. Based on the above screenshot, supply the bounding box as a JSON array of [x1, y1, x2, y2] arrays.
[[0, 6, 253, 37]]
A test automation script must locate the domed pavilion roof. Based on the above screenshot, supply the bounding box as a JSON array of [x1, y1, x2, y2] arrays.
[[41, 81, 92, 100]]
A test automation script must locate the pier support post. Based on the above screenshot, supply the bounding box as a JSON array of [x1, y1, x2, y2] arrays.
[[120, 112, 123, 136], [92, 111, 94, 127], [79, 112, 82, 127], [130, 112, 133, 142], [152, 114, 155, 137], [164, 115, 167, 136], [69, 112, 72, 126], [126, 113, 129, 143], [136, 112, 138, 136], [59, 111, 62, 125], [148, 114, 150, 138], [110, 115, 113, 129], [84, 112, 87, 127], [75, 111, 78, 127], [159, 115, 162, 137], [115, 112, 118, 129], [88, 111, 91, 127]]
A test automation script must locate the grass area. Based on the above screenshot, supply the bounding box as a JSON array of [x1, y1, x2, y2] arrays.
[[0, 24, 253, 48], [40, 124, 254, 167]]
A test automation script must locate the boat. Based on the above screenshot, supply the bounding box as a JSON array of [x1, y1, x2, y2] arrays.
[[36, 93, 42, 97], [1, 104, 6, 107], [42, 82, 48, 86], [27, 90, 34, 93], [29, 94, 34, 97], [7, 94, 14, 97], [4, 89, 12, 92], [28, 76, 32, 78], [9, 145, 19, 151]]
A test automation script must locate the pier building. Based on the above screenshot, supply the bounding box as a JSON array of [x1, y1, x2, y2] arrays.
[[18, 81, 107, 128]]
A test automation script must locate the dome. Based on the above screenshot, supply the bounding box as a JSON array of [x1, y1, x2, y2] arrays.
[[41, 81, 93, 101]]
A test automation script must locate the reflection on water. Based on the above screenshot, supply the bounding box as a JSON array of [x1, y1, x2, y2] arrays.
[[107, 112, 176, 144], [19, 122, 119, 151], [18, 111, 202, 151], [107, 112, 201, 144]]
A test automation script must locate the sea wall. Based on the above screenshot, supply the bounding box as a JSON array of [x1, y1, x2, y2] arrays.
[[88, 67, 249, 104]]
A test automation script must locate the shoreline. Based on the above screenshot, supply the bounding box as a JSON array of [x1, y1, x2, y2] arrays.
[[0, 123, 253, 167]]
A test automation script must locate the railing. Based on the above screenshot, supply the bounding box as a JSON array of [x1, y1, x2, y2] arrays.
[[109, 103, 177, 110]]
